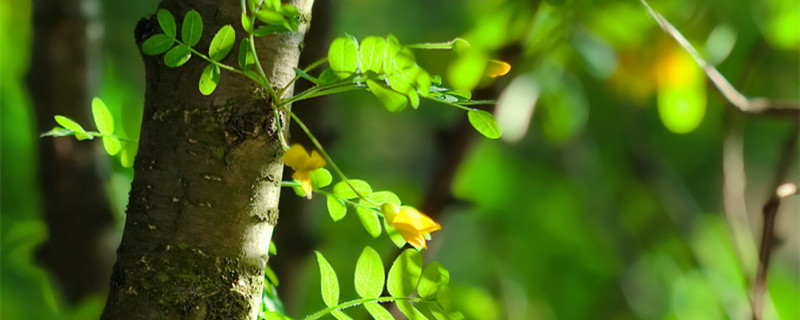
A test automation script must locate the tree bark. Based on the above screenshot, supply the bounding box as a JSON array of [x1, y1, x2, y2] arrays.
[[27, 0, 116, 303], [101, 1, 313, 318]]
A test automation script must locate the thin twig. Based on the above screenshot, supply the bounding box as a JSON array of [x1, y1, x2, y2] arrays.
[[638, 0, 800, 118], [751, 125, 799, 320]]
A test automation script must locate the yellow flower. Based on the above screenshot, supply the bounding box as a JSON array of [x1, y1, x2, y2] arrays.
[[382, 203, 441, 249], [283, 144, 326, 199], [485, 59, 511, 78]]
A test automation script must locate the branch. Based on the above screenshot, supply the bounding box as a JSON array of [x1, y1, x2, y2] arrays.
[[639, 0, 800, 119]]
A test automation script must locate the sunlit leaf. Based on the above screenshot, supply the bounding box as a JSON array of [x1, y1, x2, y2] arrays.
[[208, 25, 235, 61], [356, 205, 382, 238], [157, 9, 176, 38], [164, 45, 192, 67], [387, 249, 423, 297], [326, 195, 346, 221], [265, 264, 280, 286], [328, 37, 359, 78], [447, 49, 487, 89], [310, 168, 332, 189], [332, 179, 372, 199], [467, 110, 502, 139], [314, 251, 339, 308], [141, 34, 175, 55], [364, 302, 395, 320], [256, 9, 285, 25], [198, 64, 221, 95], [54, 116, 91, 140], [368, 191, 401, 206], [359, 36, 387, 73], [102, 137, 121, 156], [241, 12, 253, 33], [418, 262, 449, 298], [238, 38, 255, 71], [181, 10, 203, 47], [332, 310, 352, 320], [367, 80, 407, 113], [354, 246, 384, 298], [384, 218, 407, 248], [121, 143, 137, 168], [91, 97, 114, 134], [396, 300, 429, 320]]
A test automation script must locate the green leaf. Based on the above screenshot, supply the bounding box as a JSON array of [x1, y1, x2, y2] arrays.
[[359, 36, 386, 73], [238, 38, 255, 71], [256, 9, 285, 25], [415, 69, 432, 96], [367, 80, 407, 113], [418, 261, 449, 298], [354, 246, 384, 298], [253, 24, 287, 37], [332, 310, 352, 320], [356, 204, 382, 238], [396, 301, 429, 320], [332, 179, 372, 199], [181, 10, 203, 47], [265, 264, 280, 286], [164, 45, 192, 67], [467, 110, 502, 139], [314, 251, 339, 308], [384, 218, 407, 248], [369, 191, 401, 206], [199, 64, 221, 95], [208, 25, 235, 61], [261, 311, 292, 320], [91, 97, 114, 134], [121, 142, 137, 168], [102, 137, 121, 156], [157, 9, 176, 38], [141, 34, 175, 55], [447, 49, 487, 90], [387, 249, 423, 297], [318, 68, 339, 85], [294, 68, 321, 85], [54, 116, 90, 140], [364, 302, 395, 320], [241, 13, 253, 33], [326, 195, 346, 221], [328, 37, 359, 79], [310, 168, 332, 189], [269, 241, 277, 255], [40, 127, 73, 138]]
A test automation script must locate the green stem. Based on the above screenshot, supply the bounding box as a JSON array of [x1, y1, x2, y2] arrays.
[[278, 57, 329, 98], [279, 81, 361, 106], [406, 38, 462, 50], [273, 108, 290, 150], [281, 181, 384, 216], [423, 95, 477, 112], [304, 296, 432, 320], [283, 108, 378, 206]]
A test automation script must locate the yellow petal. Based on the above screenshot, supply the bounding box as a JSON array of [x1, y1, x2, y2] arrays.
[[283, 144, 310, 170], [393, 207, 441, 233], [397, 228, 427, 249], [308, 150, 327, 170], [292, 171, 313, 199], [486, 59, 511, 78]]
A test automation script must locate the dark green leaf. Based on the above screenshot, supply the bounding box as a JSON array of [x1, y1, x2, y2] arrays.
[[417, 261, 449, 298], [208, 25, 235, 61], [326, 195, 346, 221], [364, 302, 395, 320], [332, 179, 372, 199], [387, 249, 423, 297], [294, 68, 321, 85], [142, 34, 174, 55], [157, 9, 176, 38], [356, 204, 382, 238], [328, 37, 359, 79], [102, 137, 121, 156], [181, 10, 203, 47], [91, 97, 114, 134], [198, 64, 221, 95], [367, 80, 407, 112], [314, 251, 339, 308], [359, 36, 386, 73], [354, 246, 384, 298], [164, 45, 192, 67], [467, 110, 502, 139], [318, 68, 339, 85]]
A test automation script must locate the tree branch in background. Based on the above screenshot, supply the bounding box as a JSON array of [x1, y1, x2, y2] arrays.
[[751, 125, 798, 320], [639, 0, 800, 119]]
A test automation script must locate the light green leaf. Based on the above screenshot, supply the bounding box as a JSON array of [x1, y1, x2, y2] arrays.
[[241, 12, 253, 33], [429, 304, 464, 320], [318, 68, 339, 85], [418, 261, 449, 298], [253, 24, 287, 37], [294, 68, 321, 85], [40, 127, 74, 137], [269, 241, 277, 255], [121, 143, 137, 168], [181, 10, 203, 47], [314, 251, 339, 308], [265, 264, 280, 286], [368, 191, 401, 206], [332, 179, 372, 199], [467, 110, 502, 139], [310, 168, 332, 189], [198, 64, 221, 95], [326, 195, 346, 221], [91, 97, 114, 134], [141, 34, 174, 55], [208, 25, 235, 61], [54, 116, 90, 140], [356, 204, 382, 238], [415, 69, 431, 96], [328, 37, 359, 79], [238, 38, 255, 71], [367, 80, 407, 113], [359, 36, 386, 73], [354, 246, 384, 298], [658, 80, 706, 134], [396, 300, 429, 320], [261, 311, 291, 320], [332, 310, 352, 320], [256, 9, 284, 25], [164, 45, 192, 67], [408, 90, 420, 109], [102, 137, 121, 156], [384, 218, 407, 248], [387, 249, 423, 297], [364, 302, 395, 320], [447, 49, 487, 90], [157, 9, 176, 38]]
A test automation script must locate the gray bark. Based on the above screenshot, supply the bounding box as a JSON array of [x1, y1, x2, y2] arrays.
[[101, 0, 313, 318]]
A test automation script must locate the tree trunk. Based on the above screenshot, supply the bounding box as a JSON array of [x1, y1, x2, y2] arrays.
[[101, 1, 313, 318], [27, 0, 116, 303]]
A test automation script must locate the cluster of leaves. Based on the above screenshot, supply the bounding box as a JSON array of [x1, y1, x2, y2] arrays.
[[286, 168, 426, 249], [41, 98, 136, 167], [261, 247, 460, 320]]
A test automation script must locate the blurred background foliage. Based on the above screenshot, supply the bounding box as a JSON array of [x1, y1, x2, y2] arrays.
[[1, 0, 798, 319]]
